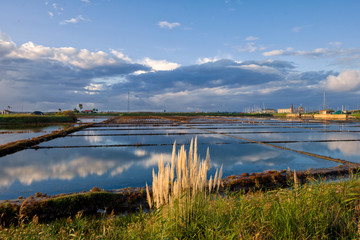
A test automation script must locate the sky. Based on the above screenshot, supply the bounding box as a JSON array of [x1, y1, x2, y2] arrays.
[[0, 0, 360, 112]]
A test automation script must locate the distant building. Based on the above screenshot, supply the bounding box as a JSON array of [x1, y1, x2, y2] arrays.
[[294, 106, 305, 114], [83, 110, 92, 113], [262, 109, 276, 114], [278, 104, 294, 114], [320, 110, 334, 115], [1, 110, 12, 115]]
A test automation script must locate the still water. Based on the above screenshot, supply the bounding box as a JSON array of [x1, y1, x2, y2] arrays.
[[0, 116, 357, 200]]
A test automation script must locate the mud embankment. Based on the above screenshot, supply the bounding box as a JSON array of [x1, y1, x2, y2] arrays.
[[1, 165, 359, 226]]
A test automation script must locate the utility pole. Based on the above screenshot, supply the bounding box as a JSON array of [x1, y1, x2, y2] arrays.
[[323, 91, 326, 110]]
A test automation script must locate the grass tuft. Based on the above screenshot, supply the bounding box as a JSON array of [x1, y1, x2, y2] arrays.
[[146, 138, 222, 209]]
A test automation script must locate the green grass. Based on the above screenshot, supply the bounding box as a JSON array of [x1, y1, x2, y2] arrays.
[[351, 113, 360, 118], [0, 114, 76, 124], [2, 177, 360, 239]]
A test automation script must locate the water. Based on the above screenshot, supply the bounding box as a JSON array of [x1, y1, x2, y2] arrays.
[[0, 117, 109, 145], [0, 124, 71, 145], [0, 116, 357, 200]]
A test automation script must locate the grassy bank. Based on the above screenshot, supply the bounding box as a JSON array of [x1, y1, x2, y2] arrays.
[[0, 114, 76, 125], [351, 113, 360, 119], [1, 177, 360, 239]]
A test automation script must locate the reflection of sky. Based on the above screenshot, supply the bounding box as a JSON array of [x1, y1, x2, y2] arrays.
[[0, 141, 337, 200], [326, 133, 360, 156], [276, 131, 360, 161], [0, 147, 173, 199], [39, 132, 237, 147], [78, 117, 110, 123], [0, 125, 69, 145], [2, 118, 359, 200]]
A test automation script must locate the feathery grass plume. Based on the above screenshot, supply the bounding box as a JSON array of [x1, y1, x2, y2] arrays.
[[216, 165, 223, 192], [145, 183, 152, 209], [188, 139, 193, 184], [170, 141, 176, 189], [146, 137, 222, 209], [293, 170, 298, 188]]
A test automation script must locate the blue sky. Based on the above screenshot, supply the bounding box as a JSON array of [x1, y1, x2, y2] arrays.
[[0, 0, 360, 112]]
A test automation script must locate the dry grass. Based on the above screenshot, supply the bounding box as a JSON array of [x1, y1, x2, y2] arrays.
[[146, 137, 222, 209]]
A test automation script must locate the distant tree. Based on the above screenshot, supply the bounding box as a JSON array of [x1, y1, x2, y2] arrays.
[[79, 104, 83, 111], [73, 108, 79, 113], [92, 108, 98, 113]]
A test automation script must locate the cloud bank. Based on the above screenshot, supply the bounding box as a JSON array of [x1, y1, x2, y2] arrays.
[[1, 32, 359, 112]]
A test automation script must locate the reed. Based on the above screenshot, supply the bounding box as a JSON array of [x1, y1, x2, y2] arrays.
[[146, 138, 222, 209]]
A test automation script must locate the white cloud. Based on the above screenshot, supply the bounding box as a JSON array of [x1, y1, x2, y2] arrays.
[[81, 0, 90, 2], [265, 47, 328, 57], [2, 37, 134, 69], [84, 83, 106, 92], [140, 57, 180, 71], [132, 70, 149, 75], [110, 49, 132, 62], [0, 32, 16, 55], [158, 21, 181, 29], [8, 41, 52, 60], [326, 70, 360, 92], [197, 57, 220, 64], [60, 15, 89, 25], [45, 1, 64, 16], [245, 36, 259, 41], [69, 49, 116, 68], [263, 49, 284, 56]]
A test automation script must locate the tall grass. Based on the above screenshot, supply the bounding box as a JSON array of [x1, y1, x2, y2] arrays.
[[146, 138, 222, 209], [2, 177, 360, 239]]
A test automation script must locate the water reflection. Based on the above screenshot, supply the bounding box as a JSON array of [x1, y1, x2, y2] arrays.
[[326, 133, 360, 156], [0, 141, 337, 200], [237, 151, 279, 166], [83, 131, 106, 144], [1, 117, 354, 200], [0, 124, 70, 145]]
